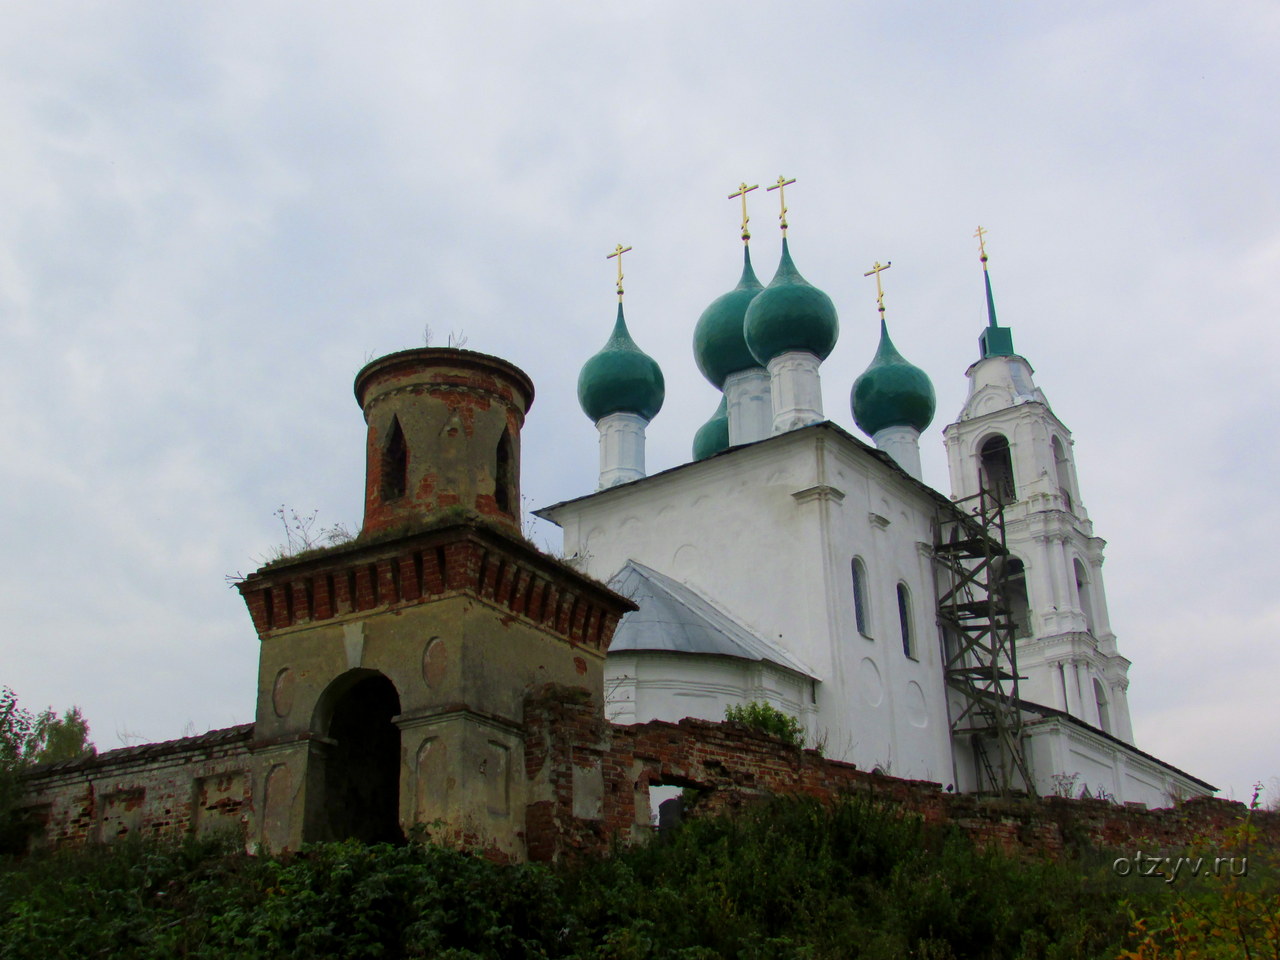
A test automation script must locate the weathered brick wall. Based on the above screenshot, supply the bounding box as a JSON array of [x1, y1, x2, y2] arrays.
[[522, 684, 1279, 863], [18, 725, 254, 847]]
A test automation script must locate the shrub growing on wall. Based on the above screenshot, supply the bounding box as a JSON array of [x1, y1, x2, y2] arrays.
[[724, 700, 805, 748]]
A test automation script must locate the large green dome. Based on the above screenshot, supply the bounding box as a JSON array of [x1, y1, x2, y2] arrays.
[[578, 304, 665, 423], [693, 247, 764, 388], [692, 395, 730, 461], [851, 319, 936, 436], [743, 238, 839, 365]]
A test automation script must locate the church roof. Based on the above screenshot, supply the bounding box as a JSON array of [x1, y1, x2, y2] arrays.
[[536, 420, 962, 521], [606, 559, 817, 678]]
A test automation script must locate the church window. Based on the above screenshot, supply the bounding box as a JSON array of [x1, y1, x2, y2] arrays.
[[495, 429, 514, 515], [897, 583, 915, 659], [1073, 558, 1095, 633], [851, 558, 870, 636], [978, 435, 1016, 505], [1005, 557, 1032, 638], [1093, 678, 1112, 733], [1052, 436, 1073, 512], [380, 416, 408, 501]]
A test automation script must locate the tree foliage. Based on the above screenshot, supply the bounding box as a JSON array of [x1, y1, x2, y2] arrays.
[[1, 688, 95, 854]]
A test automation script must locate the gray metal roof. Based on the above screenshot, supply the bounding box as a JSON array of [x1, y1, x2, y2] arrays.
[[606, 560, 817, 678]]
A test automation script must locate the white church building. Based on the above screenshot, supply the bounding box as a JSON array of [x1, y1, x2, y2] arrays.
[[538, 206, 1211, 808]]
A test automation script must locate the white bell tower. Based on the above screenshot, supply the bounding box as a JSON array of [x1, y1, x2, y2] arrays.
[[942, 233, 1133, 743]]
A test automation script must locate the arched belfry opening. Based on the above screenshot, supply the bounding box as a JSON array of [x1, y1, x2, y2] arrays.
[[978, 434, 1016, 505], [381, 416, 409, 502], [307, 670, 404, 844], [1051, 435, 1073, 511], [1004, 557, 1031, 638], [495, 428, 514, 515]]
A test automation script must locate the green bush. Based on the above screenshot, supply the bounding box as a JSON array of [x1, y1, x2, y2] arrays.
[[723, 700, 805, 748]]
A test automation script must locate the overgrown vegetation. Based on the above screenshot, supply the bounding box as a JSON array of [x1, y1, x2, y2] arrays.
[[1116, 785, 1279, 959], [724, 700, 806, 748], [4, 794, 1261, 959], [1, 688, 94, 855]]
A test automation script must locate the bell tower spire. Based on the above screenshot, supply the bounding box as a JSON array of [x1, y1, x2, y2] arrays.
[[943, 230, 1134, 744]]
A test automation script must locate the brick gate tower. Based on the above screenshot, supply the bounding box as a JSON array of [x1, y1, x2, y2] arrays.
[[235, 348, 634, 857]]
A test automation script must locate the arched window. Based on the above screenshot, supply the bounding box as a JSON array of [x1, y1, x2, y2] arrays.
[[1073, 558, 1094, 633], [897, 583, 914, 659], [380, 416, 408, 501], [1052, 436, 1073, 512], [978, 434, 1016, 505], [1005, 557, 1031, 639], [494, 429, 514, 515], [851, 558, 870, 636], [1093, 678, 1111, 734]]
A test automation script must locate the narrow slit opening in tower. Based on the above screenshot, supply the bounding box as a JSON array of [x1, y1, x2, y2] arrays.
[[381, 416, 409, 502], [495, 429, 514, 515]]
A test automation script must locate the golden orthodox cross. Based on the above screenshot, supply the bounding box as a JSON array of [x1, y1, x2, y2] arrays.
[[766, 175, 796, 234], [974, 225, 990, 267], [728, 182, 758, 242], [863, 260, 892, 317], [607, 243, 632, 301]]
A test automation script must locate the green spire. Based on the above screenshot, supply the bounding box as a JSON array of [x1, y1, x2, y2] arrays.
[[975, 226, 1014, 358], [851, 319, 936, 436], [692, 395, 730, 461], [578, 304, 666, 423], [693, 245, 764, 388]]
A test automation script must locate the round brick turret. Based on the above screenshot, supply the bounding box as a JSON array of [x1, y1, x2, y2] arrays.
[[354, 348, 535, 537]]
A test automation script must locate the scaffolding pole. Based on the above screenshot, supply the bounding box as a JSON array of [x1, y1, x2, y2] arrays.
[[934, 488, 1036, 797]]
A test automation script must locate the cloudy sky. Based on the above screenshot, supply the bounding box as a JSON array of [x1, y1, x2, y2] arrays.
[[2, 2, 1276, 803]]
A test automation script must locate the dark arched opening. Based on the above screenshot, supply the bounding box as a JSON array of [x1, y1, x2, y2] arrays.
[[308, 671, 403, 844], [978, 435, 1016, 504], [381, 417, 409, 502], [1005, 557, 1031, 638], [494, 429, 514, 514]]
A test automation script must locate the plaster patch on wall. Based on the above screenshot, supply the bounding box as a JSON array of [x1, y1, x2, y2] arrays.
[[422, 637, 446, 688], [343, 622, 366, 669], [271, 668, 295, 718]]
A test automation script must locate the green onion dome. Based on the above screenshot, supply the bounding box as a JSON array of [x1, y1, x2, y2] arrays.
[[691, 395, 730, 461], [578, 304, 666, 423], [692, 247, 764, 388], [743, 238, 839, 365], [851, 319, 936, 435]]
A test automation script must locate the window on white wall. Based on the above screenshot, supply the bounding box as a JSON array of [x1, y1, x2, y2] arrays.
[[851, 558, 870, 636], [897, 583, 914, 659], [1093, 678, 1111, 734], [1005, 558, 1032, 638], [1051, 436, 1073, 512], [1073, 559, 1095, 633]]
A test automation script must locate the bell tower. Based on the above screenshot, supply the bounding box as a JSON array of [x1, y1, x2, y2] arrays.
[[236, 347, 635, 857], [942, 233, 1133, 743]]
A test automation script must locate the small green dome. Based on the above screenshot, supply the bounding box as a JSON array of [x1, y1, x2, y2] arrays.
[[578, 304, 665, 423], [851, 319, 936, 436], [693, 247, 764, 388], [692, 395, 730, 461], [743, 238, 839, 365]]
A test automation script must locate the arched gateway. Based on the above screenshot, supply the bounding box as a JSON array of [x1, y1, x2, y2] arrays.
[[307, 670, 403, 844]]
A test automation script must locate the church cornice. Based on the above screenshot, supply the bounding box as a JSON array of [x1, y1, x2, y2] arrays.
[[235, 521, 636, 653]]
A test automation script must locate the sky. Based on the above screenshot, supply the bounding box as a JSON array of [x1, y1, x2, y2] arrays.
[[1, 2, 1276, 804]]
